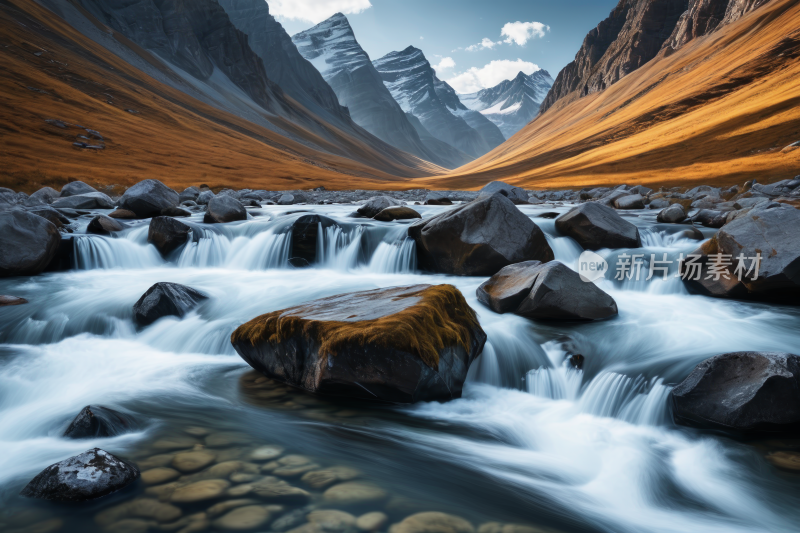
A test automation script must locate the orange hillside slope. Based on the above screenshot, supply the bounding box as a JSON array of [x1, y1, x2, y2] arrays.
[[422, 0, 800, 191], [0, 0, 437, 193]]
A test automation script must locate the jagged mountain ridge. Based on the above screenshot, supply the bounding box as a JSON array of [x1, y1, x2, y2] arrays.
[[461, 70, 554, 139], [373, 46, 499, 158], [541, 0, 772, 113], [433, 76, 506, 145], [290, 13, 470, 169]]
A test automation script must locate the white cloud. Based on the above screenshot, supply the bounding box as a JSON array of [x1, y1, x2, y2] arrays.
[[268, 0, 372, 24], [466, 37, 498, 52], [501, 21, 550, 46], [433, 57, 456, 73], [445, 59, 539, 93]]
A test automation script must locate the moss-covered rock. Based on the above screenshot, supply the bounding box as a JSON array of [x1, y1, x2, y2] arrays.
[[231, 284, 486, 403]]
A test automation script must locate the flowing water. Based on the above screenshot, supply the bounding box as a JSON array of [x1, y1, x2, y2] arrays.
[[1, 203, 799, 533]]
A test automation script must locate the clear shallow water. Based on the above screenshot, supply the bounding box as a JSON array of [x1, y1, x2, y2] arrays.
[[1, 203, 799, 533]]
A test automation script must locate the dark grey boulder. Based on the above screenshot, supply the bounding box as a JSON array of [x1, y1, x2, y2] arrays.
[[20, 448, 139, 502], [374, 206, 421, 221], [477, 261, 618, 320], [231, 284, 486, 403], [60, 181, 97, 197], [108, 209, 137, 220], [27, 205, 70, 229], [409, 193, 554, 276], [204, 196, 247, 223], [691, 209, 727, 228], [148, 216, 192, 255], [160, 206, 191, 217], [648, 199, 670, 210], [614, 194, 645, 210], [477, 181, 528, 204], [179, 186, 200, 203], [0, 295, 28, 306], [133, 282, 208, 326], [555, 202, 641, 250], [357, 196, 404, 218], [277, 193, 308, 206], [29, 187, 60, 205], [52, 192, 114, 210], [63, 406, 137, 439], [0, 210, 60, 277], [289, 214, 339, 266], [87, 215, 126, 235], [118, 179, 179, 218], [671, 352, 800, 436], [197, 190, 215, 205], [424, 192, 453, 205], [657, 204, 686, 223]]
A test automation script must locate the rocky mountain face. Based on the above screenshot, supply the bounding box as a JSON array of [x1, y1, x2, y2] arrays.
[[540, 0, 772, 113], [373, 46, 496, 158], [76, 0, 282, 112], [433, 77, 506, 146], [461, 70, 554, 139], [291, 14, 464, 168]]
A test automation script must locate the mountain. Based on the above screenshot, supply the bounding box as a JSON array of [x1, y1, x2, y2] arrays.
[[1, 0, 442, 192], [540, 0, 771, 113], [422, 0, 799, 189], [461, 70, 554, 139], [433, 76, 506, 145], [373, 46, 500, 158], [290, 14, 469, 169]]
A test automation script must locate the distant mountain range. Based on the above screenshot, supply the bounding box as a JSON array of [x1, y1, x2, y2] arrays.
[[460, 70, 554, 139]]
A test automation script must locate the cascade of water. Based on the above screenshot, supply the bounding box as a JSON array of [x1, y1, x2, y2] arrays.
[[317, 224, 363, 270], [73, 235, 163, 270], [366, 225, 417, 274]]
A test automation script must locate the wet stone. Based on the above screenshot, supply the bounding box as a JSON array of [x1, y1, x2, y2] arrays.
[[249, 445, 284, 462], [171, 450, 216, 473], [212, 504, 278, 530], [152, 436, 201, 451], [206, 498, 262, 517], [95, 497, 182, 526], [170, 479, 230, 503], [322, 482, 388, 505], [141, 467, 180, 485], [301, 466, 360, 489], [389, 513, 474, 533], [766, 451, 800, 472], [205, 432, 252, 447], [357, 512, 388, 532]]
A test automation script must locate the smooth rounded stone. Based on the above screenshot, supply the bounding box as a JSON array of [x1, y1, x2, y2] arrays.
[[477, 261, 618, 320], [231, 473, 261, 483], [52, 192, 114, 210], [119, 179, 179, 218], [26, 205, 70, 229], [273, 464, 319, 477], [477, 181, 528, 204], [308, 510, 357, 531], [671, 352, 800, 435], [180, 186, 200, 203], [205, 432, 252, 447], [691, 209, 727, 228], [60, 180, 97, 197], [301, 466, 360, 489], [0, 210, 60, 277], [648, 198, 670, 210], [231, 284, 486, 403], [141, 467, 181, 485], [152, 436, 200, 451], [248, 445, 284, 462], [204, 461, 260, 479], [766, 451, 800, 471], [204, 196, 247, 223], [424, 192, 452, 205], [260, 461, 280, 473], [160, 205, 192, 217], [148, 216, 192, 256], [109, 209, 137, 219], [676, 227, 704, 240], [373, 206, 421, 221], [212, 505, 276, 530], [63, 405, 137, 439], [278, 455, 311, 467], [409, 193, 553, 276], [357, 196, 404, 218], [133, 282, 208, 327], [389, 513, 474, 533], [613, 194, 645, 209], [206, 498, 262, 517], [95, 497, 182, 526], [656, 203, 686, 223], [322, 482, 388, 505], [0, 295, 28, 306], [247, 477, 311, 503], [87, 214, 126, 235], [136, 453, 176, 470], [20, 448, 140, 502], [356, 512, 388, 532], [30, 186, 60, 204], [197, 190, 215, 205], [171, 450, 217, 473], [170, 480, 230, 503], [555, 202, 641, 250]]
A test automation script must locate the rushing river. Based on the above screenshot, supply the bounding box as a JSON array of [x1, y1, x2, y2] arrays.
[[1, 203, 799, 533]]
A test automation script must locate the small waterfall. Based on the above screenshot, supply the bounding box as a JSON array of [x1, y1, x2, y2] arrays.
[[73, 235, 162, 270], [367, 237, 416, 274], [317, 225, 363, 270], [578, 372, 671, 425], [176, 228, 290, 269], [526, 365, 583, 400], [546, 233, 583, 269]]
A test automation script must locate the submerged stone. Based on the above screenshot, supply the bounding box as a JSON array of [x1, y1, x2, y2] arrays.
[[133, 282, 208, 326], [63, 405, 137, 439]]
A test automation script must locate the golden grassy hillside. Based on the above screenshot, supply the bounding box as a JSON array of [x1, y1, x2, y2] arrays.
[[422, 0, 800, 191], [0, 0, 435, 194]]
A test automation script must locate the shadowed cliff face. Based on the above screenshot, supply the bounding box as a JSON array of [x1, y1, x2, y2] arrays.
[[540, 0, 772, 114], [77, 0, 281, 111]]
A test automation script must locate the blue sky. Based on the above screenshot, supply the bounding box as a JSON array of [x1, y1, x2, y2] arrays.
[[270, 0, 619, 93]]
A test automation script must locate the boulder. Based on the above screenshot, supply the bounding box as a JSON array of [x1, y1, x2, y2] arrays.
[[231, 284, 486, 403], [648, 199, 670, 210], [409, 193, 553, 276], [87, 215, 126, 235], [119, 179, 179, 218], [656, 204, 686, 223], [29, 187, 60, 205], [477, 181, 528, 204], [357, 196, 404, 218], [63, 406, 137, 439], [1, 295, 28, 306], [374, 207, 421, 222], [197, 190, 215, 205], [389, 513, 474, 533], [0, 189, 18, 210], [614, 194, 645, 210], [691, 209, 727, 228], [108, 209, 137, 219], [160, 206, 191, 217], [0, 210, 60, 277], [27, 205, 70, 229], [133, 282, 208, 326], [289, 214, 339, 266], [52, 192, 114, 210], [179, 186, 200, 203], [148, 217, 192, 256], [424, 192, 453, 205], [204, 196, 247, 223], [60, 181, 97, 197], [20, 448, 139, 502], [277, 193, 308, 206], [477, 261, 617, 320], [671, 352, 800, 435], [555, 202, 641, 250]]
